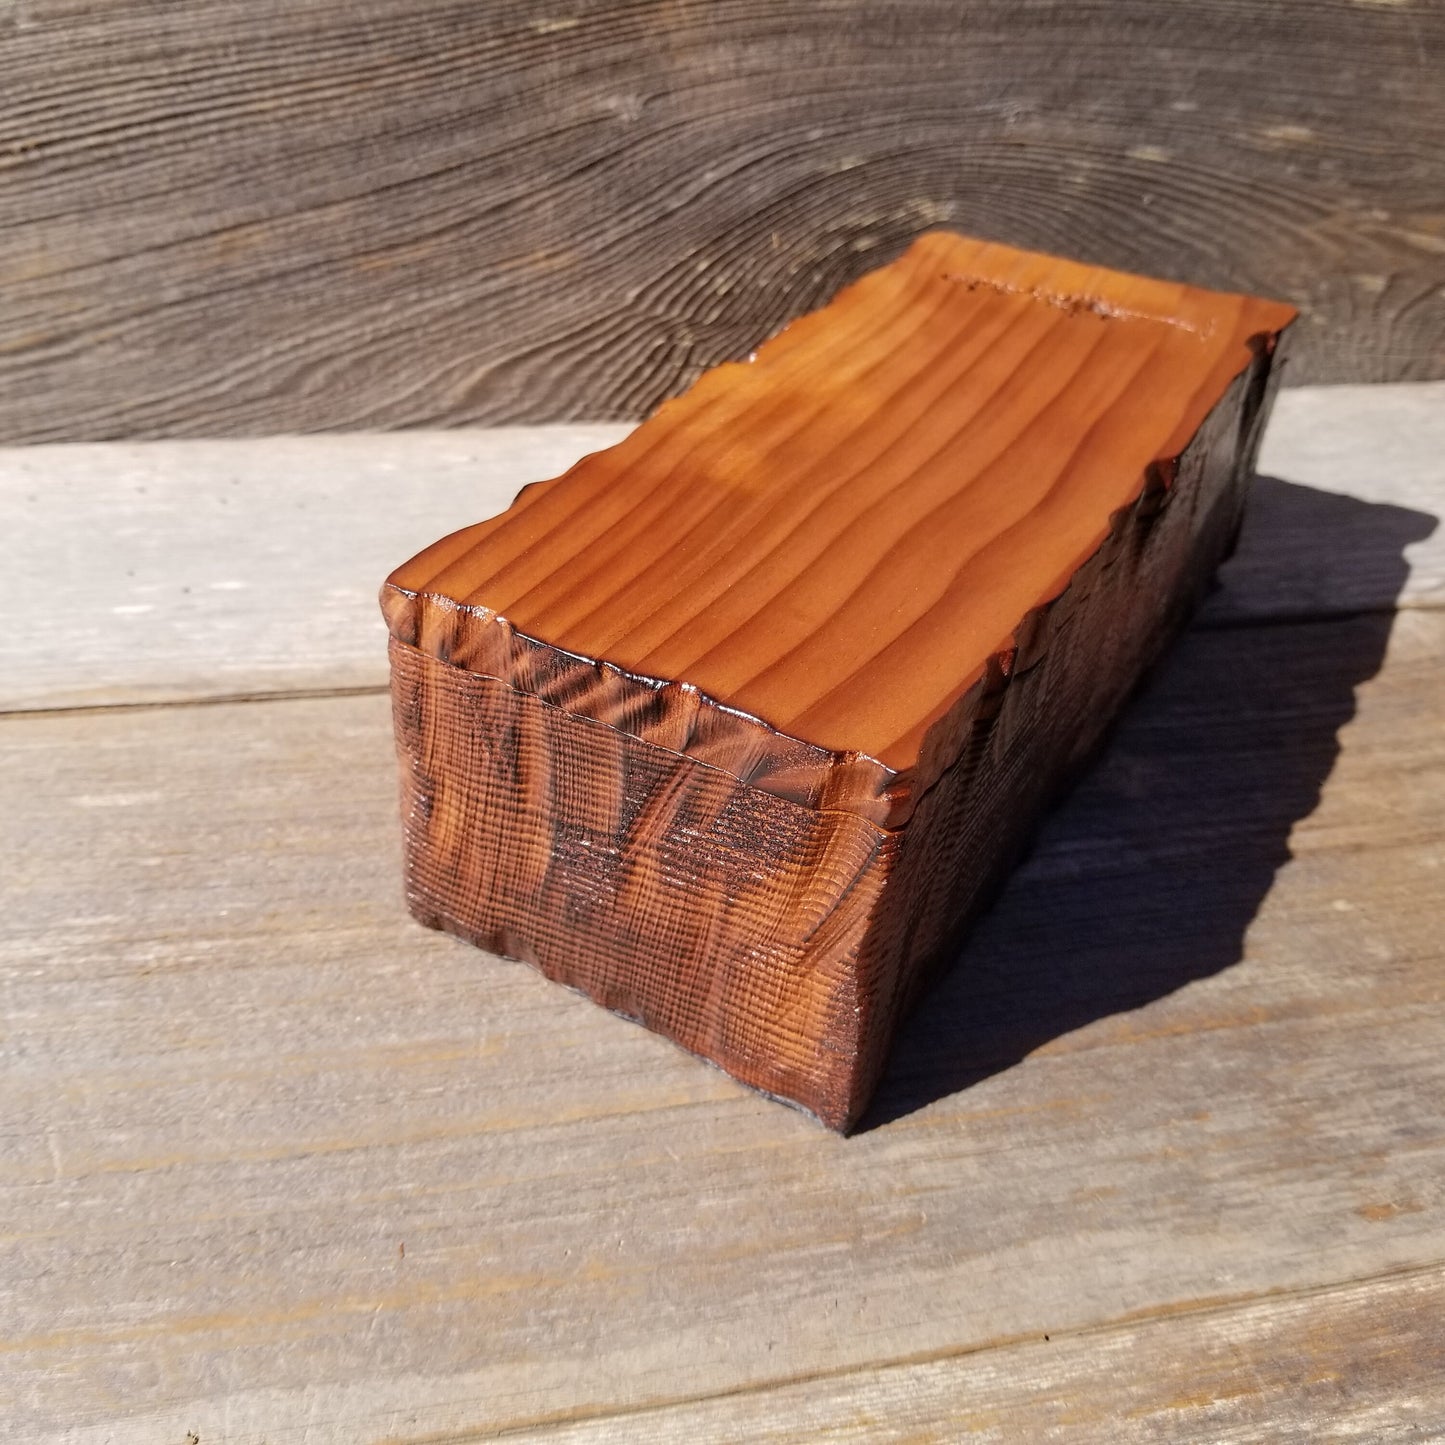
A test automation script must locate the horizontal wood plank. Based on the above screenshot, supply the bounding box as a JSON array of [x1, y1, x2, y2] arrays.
[[3, 607, 1442, 1441], [0, 0, 1441, 442], [1208, 380, 1445, 622], [5, 384, 1442, 714], [3, 425, 629, 711], [501, 1264, 1445, 1444]]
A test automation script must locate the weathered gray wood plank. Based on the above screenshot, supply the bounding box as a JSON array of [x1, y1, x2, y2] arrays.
[[2, 425, 628, 711], [500, 1265, 1445, 1444], [1206, 380, 1445, 622], [5, 384, 1442, 714], [0, 0, 1440, 443], [3, 608, 1442, 1442]]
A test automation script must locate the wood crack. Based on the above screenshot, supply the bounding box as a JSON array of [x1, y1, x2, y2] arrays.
[[414, 1260, 1445, 1444]]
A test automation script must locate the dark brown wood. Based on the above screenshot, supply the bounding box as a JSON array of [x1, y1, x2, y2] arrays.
[[0, 0, 1439, 444], [383, 233, 1295, 1129]]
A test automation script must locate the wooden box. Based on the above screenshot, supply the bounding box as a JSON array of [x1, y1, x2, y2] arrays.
[[381, 232, 1296, 1131]]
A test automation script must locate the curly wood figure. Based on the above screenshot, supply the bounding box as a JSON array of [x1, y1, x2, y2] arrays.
[[381, 232, 1296, 1131]]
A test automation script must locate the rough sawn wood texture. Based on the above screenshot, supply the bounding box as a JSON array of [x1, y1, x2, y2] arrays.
[[383, 233, 1296, 1129], [1, 0, 1439, 444]]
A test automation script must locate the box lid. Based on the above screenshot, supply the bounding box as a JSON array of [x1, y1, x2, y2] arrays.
[[382, 232, 1295, 829]]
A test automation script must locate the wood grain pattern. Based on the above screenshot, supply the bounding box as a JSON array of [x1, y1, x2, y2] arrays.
[[502, 1265, 1445, 1443], [4, 385, 1443, 715], [0, 0, 1440, 444], [4, 605, 1444, 1441], [386, 234, 1295, 789], [384, 234, 1295, 1127], [1, 426, 632, 713], [391, 638, 896, 1122]]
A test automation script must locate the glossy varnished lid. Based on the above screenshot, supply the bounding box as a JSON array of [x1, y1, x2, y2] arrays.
[[384, 232, 1296, 828]]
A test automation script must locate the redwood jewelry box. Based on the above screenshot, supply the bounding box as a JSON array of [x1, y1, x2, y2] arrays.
[[380, 231, 1296, 1131]]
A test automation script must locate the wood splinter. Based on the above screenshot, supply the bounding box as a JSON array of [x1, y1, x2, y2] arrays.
[[381, 231, 1297, 1131]]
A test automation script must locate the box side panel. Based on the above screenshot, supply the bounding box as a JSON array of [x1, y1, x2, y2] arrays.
[[388, 638, 896, 1128], [846, 350, 1280, 1120]]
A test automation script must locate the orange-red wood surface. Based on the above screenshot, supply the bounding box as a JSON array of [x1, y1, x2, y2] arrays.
[[386, 232, 1294, 807]]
